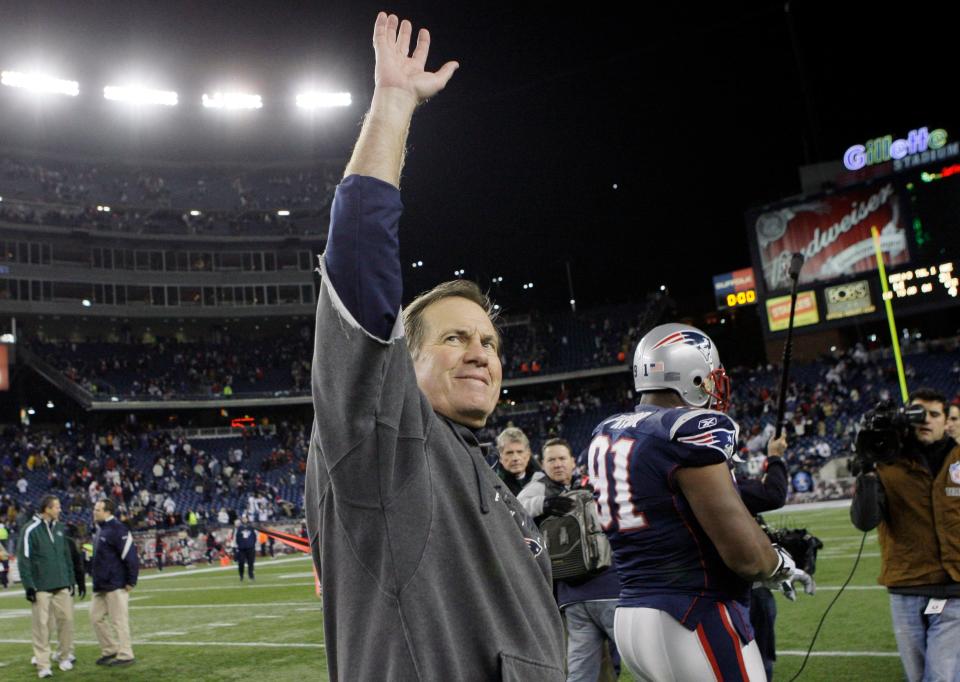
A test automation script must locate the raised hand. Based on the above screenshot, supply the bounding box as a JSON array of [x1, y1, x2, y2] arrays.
[[372, 12, 459, 105]]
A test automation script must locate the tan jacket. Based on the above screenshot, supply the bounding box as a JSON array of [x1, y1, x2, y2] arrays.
[[876, 443, 960, 587]]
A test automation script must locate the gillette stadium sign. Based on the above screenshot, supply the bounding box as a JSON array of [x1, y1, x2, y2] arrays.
[[843, 126, 958, 172]]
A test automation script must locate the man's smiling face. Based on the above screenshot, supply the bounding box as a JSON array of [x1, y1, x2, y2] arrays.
[[413, 296, 502, 428]]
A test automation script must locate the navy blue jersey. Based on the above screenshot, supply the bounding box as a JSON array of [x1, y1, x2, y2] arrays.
[[587, 404, 753, 634]]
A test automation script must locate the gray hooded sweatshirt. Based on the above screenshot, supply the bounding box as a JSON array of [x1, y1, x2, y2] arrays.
[[305, 176, 565, 681]]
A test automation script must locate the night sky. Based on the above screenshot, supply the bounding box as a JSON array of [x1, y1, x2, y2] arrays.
[[1, 1, 956, 315]]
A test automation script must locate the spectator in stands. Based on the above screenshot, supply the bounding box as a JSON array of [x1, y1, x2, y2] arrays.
[[851, 388, 960, 682], [91, 498, 138, 667], [17, 495, 76, 677], [518, 439, 621, 681], [494, 426, 543, 496]]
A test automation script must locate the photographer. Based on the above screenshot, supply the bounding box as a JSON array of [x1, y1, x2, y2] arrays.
[[850, 388, 960, 682]]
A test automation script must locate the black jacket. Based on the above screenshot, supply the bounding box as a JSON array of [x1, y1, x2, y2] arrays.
[[495, 460, 544, 498], [739, 456, 789, 515], [92, 517, 139, 592]]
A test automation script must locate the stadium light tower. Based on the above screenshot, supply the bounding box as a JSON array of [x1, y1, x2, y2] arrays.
[[103, 84, 178, 106], [202, 91, 263, 110], [296, 91, 352, 109], [1, 70, 79, 96]]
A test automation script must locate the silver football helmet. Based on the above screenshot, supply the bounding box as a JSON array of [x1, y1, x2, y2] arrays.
[[632, 323, 731, 411]]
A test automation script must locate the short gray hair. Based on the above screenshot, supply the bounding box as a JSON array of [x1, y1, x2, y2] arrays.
[[496, 427, 530, 452], [403, 280, 499, 359]]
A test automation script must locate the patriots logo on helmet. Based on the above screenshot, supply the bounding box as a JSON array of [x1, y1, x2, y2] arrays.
[[652, 330, 712, 352], [677, 428, 737, 458]]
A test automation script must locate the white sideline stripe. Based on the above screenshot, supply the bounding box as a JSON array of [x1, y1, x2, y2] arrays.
[[136, 582, 314, 593], [151, 631, 188, 636], [139, 554, 311, 581], [774, 499, 852, 513], [207, 622, 237, 627], [132, 602, 319, 610], [279, 571, 317, 579], [0, 638, 323, 649], [778, 650, 899, 657], [0, 601, 319, 616], [819, 552, 880, 558]]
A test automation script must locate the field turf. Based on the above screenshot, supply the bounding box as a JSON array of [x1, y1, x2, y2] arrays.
[[0, 504, 903, 680]]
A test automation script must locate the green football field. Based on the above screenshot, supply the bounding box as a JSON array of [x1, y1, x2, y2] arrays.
[[0, 504, 904, 680]]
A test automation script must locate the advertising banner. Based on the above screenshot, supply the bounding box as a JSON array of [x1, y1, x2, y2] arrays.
[[752, 182, 909, 292], [765, 291, 819, 332], [824, 280, 876, 320]]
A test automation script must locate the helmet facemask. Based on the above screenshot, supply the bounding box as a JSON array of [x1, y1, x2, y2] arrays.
[[700, 367, 731, 413]]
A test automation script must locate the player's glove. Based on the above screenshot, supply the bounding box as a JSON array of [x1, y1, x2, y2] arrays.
[[779, 568, 816, 601], [25, 588, 37, 603], [543, 496, 575, 517], [764, 544, 796, 584], [69, 585, 75, 597]]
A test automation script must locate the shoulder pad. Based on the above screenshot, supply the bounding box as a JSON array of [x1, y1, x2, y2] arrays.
[[668, 408, 739, 460]]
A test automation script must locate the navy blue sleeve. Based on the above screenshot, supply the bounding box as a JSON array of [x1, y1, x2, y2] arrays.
[[739, 457, 788, 515], [323, 174, 404, 340], [115, 524, 139, 586]]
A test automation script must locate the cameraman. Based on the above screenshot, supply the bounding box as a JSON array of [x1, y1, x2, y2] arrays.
[[850, 388, 960, 682]]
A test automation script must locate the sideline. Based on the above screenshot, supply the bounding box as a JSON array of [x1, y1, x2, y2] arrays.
[[0, 638, 323, 649]]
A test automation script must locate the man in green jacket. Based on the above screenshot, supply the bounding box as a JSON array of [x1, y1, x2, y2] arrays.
[[17, 495, 76, 677]]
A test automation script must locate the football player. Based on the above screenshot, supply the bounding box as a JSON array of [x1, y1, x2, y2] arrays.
[[587, 323, 801, 681]]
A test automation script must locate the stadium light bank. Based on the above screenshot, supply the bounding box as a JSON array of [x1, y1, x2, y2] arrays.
[[1, 70, 79, 96], [202, 92, 263, 110], [296, 91, 351, 109], [104, 85, 178, 106]]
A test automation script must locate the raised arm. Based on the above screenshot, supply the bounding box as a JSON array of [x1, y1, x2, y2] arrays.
[[323, 13, 459, 340], [344, 12, 459, 187]]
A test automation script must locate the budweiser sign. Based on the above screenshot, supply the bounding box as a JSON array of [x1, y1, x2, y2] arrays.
[[753, 183, 909, 291]]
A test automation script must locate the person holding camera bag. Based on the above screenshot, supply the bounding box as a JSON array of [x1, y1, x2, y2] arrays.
[[850, 387, 960, 682], [518, 438, 622, 681]]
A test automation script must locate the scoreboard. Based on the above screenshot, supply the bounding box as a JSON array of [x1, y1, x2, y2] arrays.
[[743, 155, 960, 337], [713, 268, 758, 310]]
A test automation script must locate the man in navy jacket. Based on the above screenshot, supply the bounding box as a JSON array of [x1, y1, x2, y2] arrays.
[[91, 499, 138, 667]]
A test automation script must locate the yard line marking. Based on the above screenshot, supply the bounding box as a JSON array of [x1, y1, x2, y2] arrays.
[[0, 638, 324, 649], [129, 601, 319, 610], [207, 622, 237, 628], [779, 650, 899, 657], [136, 582, 315, 593], [138, 555, 312, 582], [254, 615, 283, 619], [150, 631, 188, 636], [817, 552, 880, 559], [279, 572, 317, 579]]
